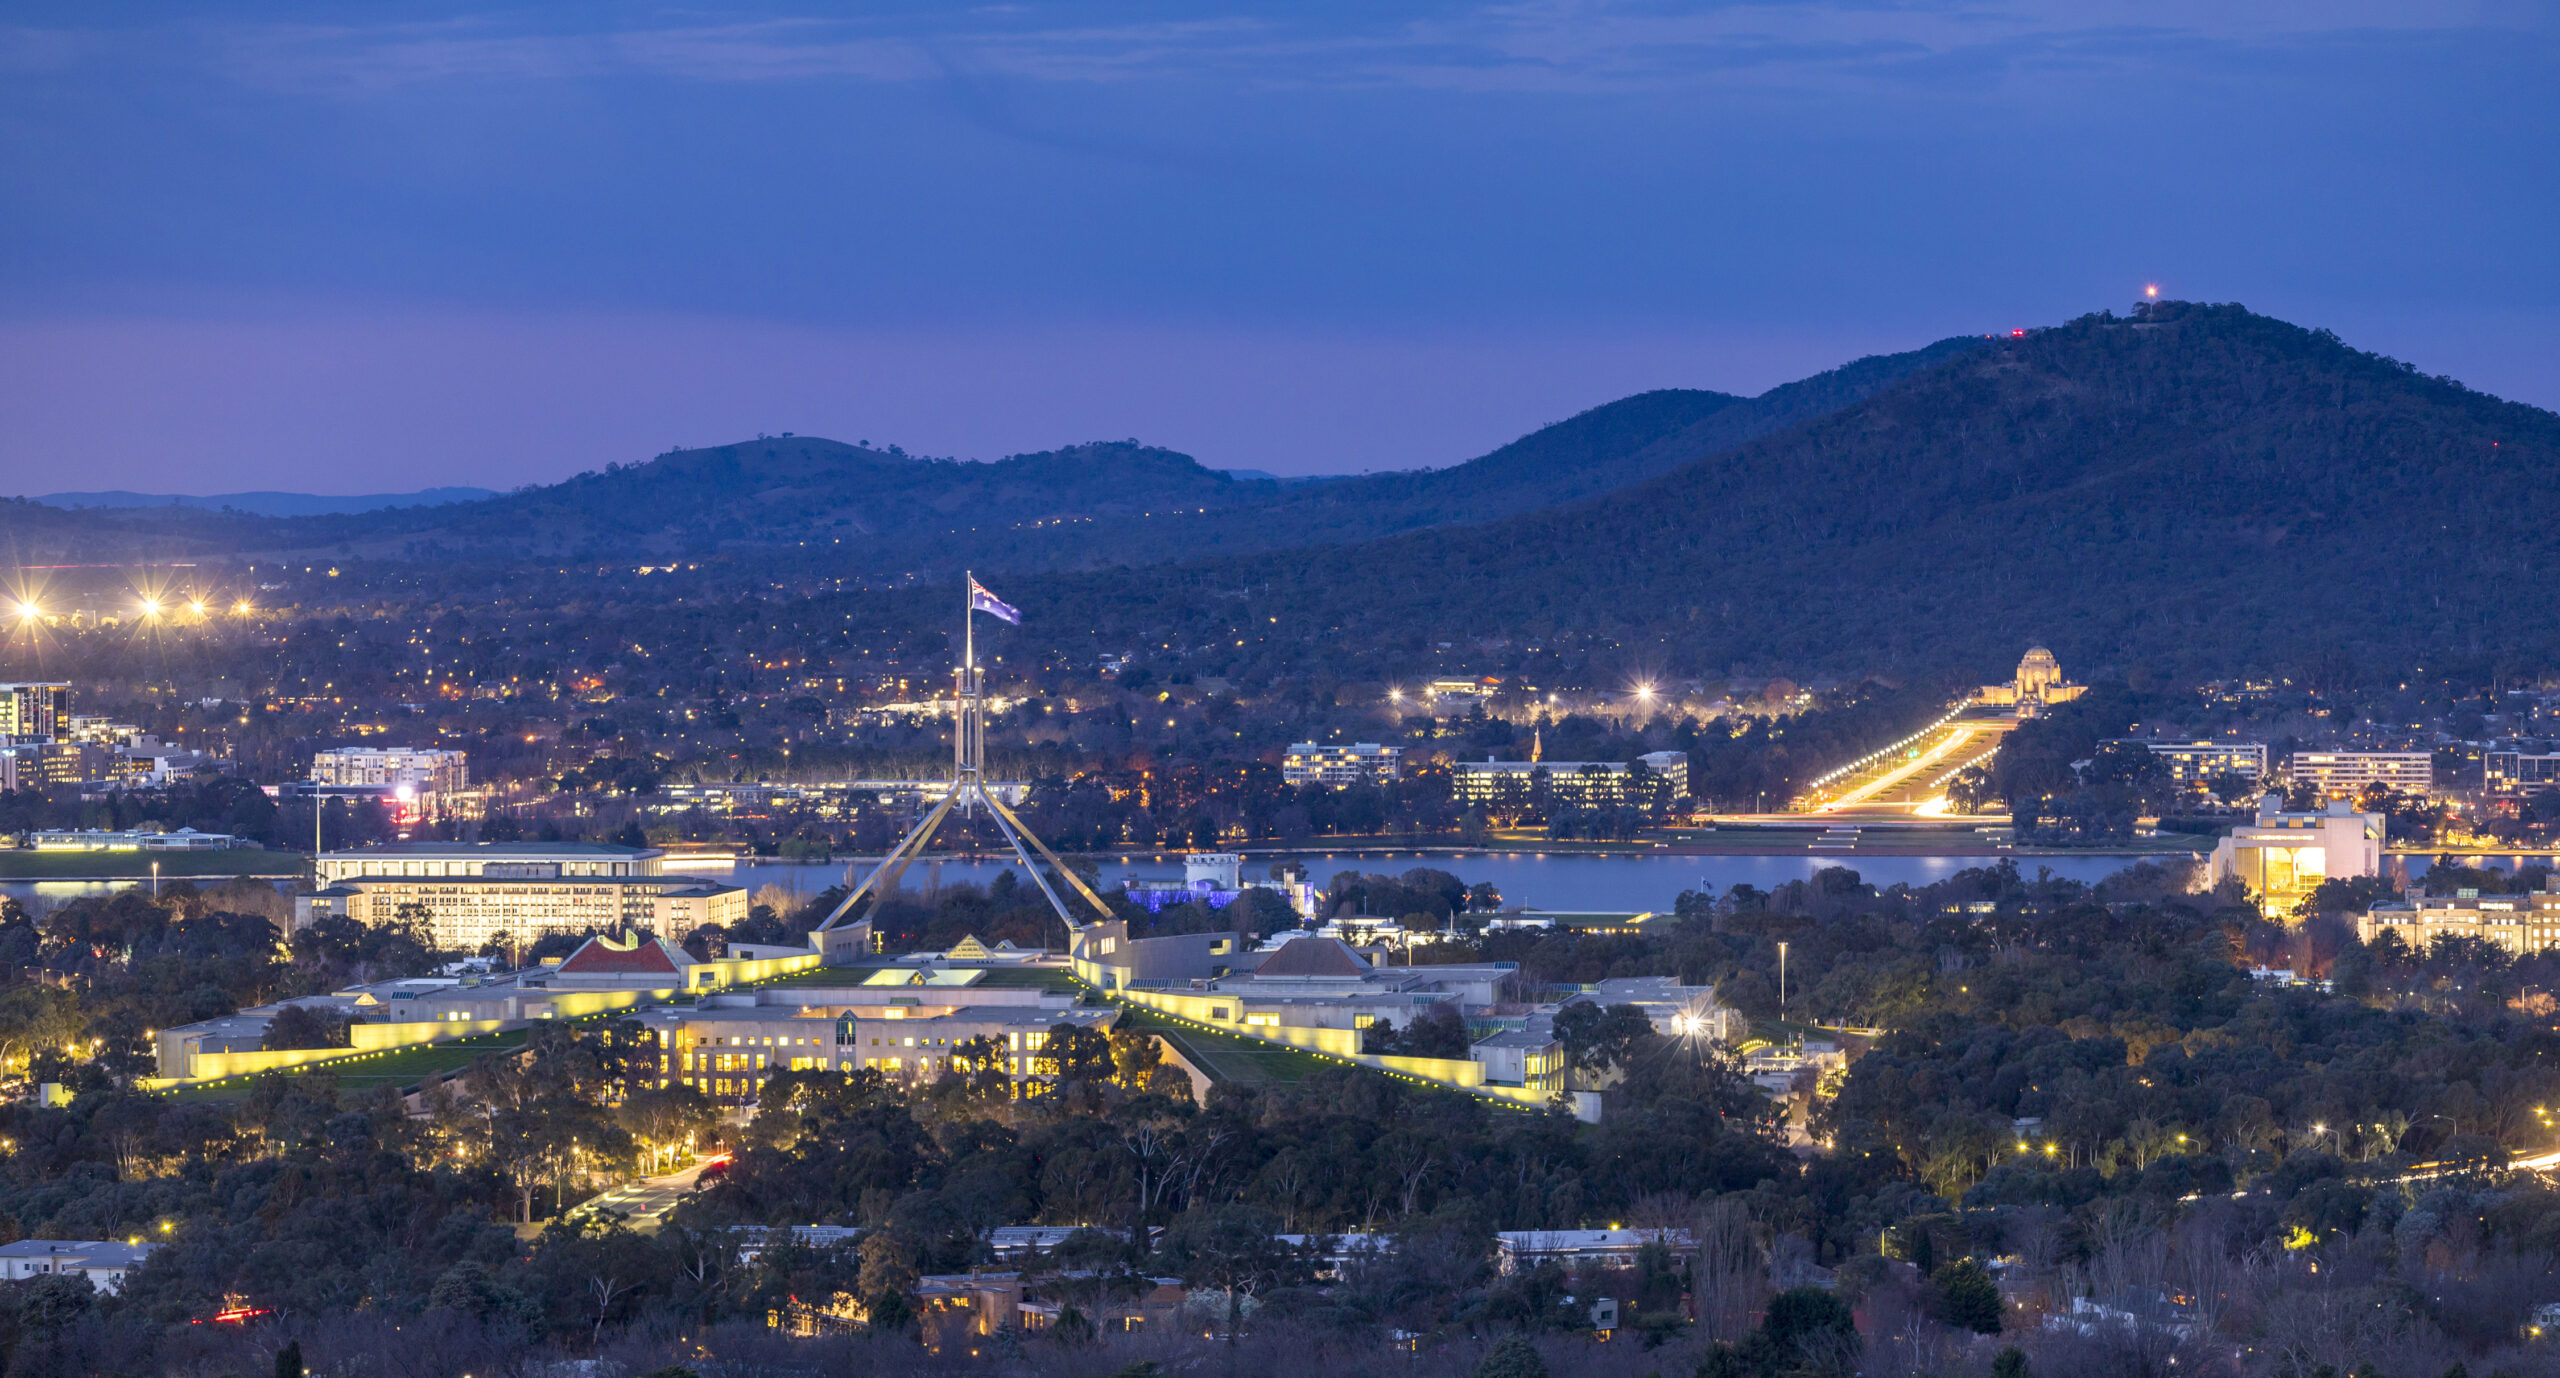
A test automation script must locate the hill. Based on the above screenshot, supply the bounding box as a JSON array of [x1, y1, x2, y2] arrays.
[[0, 337, 1980, 573], [35, 487, 496, 517], [1009, 302, 2560, 686]]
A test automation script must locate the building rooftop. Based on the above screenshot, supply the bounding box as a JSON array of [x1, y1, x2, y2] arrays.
[[1251, 936, 1371, 978], [557, 930, 692, 976], [320, 841, 660, 858], [0, 1240, 155, 1267]]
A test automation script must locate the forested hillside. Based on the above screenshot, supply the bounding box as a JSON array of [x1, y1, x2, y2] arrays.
[[1013, 302, 2560, 684], [0, 338, 1979, 575]]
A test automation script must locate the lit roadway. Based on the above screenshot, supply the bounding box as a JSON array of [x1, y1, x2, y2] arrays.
[[1806, 719, 2012, 815], [566, 1156, 722, 1230]]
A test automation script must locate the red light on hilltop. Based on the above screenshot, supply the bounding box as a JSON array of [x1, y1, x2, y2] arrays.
[[2010, 329, 2025, 337], [194, 1306, 271, 1325]]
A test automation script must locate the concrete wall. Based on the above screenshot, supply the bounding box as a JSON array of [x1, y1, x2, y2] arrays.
[[155, 1016, 514, 1082], [1071, 922, 1240, 991]]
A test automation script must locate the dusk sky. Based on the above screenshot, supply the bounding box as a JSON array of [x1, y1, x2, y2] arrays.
[[2, 2, 2552, 493]]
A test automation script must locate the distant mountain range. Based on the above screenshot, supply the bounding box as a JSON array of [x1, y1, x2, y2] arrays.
[[10, 304, 2549, 686], [35, 487, 497, 517], [0, 337, 1977, 571]]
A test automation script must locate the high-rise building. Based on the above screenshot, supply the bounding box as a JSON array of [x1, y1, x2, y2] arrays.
[[0, 684, 71, 742]]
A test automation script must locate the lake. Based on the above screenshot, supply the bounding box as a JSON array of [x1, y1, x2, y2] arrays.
[[41, 846, 2543, 920], [697, 850, 2180, 916]]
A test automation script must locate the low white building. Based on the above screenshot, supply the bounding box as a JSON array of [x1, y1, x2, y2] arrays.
[[1495, 1229, 1693, 1274], [313, 746, 470, 795], [2207, 794, 2384, 912], [0, 1240, 156, 1294], [29, 827, 242, 851]]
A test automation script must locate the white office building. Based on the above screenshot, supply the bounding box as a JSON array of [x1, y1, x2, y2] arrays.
[[2208, 794, 2386, 912], [2105, 739, 2267, 786], [2288, 751, 2432, 797], [1282, 742, 1403, 787], [313, 746, 470, 796]]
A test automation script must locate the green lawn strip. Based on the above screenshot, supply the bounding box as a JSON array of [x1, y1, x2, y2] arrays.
[[159, 1029, 532, 1104], [967, 967, 1083, 992], [0, 850, 304, 879], [1110, 1005, 1331, 1084]]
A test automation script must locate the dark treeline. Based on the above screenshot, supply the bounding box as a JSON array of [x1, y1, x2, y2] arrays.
[[6, 859, 2560, 1372]]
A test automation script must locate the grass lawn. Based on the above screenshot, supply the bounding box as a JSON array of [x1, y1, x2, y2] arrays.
[[1112, 1005, 1334, 1085], [0, 850, 304, 879], [163, 1029, 532, 1104]]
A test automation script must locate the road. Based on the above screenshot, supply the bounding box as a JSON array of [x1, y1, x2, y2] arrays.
[[1805, 718, 2013, 815], [566, 1156, 723, 1230]]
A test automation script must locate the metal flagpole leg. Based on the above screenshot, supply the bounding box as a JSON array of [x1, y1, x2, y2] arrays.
[[985, 792, 1118, 923], [816, 790, 958, 931], [978, 785, 1085, 936]]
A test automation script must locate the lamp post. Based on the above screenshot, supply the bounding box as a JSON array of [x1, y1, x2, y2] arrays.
[[1777, 941, 1789, 1021]]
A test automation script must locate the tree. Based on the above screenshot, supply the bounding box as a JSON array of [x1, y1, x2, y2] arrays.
[[1553, 1001, 1655, 1082], [1992, 1347, 2030, 1378], [1040, 1023, 1116, 1093], [274, 1338, 304, 1378], [1929, 1257, 2003, 1334], [1761, 1286, 1857, 1360], [1473, 1334, 1547, 1378], [1161, 1205, 1300, 1344], [263, 1004, 349, 1051]]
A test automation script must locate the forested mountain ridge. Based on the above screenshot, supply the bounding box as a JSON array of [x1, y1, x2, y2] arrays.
[[0, 337, 1981, 573], [1001, 302, 2560, 686]]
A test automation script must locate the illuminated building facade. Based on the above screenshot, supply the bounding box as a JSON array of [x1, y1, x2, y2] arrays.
[[2359, 884, 2560, 958], [2102, 739, 2269, 788], [2288, 751, 2433, 797], [2486, 751, 2560, 797], [1282, 742, 1403, 787], [305, 842, 745, 949], [313, 746, 470, 795], [2207, 794, 2385, 912], [1452, 751, 1689, 807], [0, 684, 71, 742], [1974, 648, 2087, 718]]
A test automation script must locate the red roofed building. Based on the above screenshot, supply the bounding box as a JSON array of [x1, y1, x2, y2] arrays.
[[553, 930, 697, 986], [1248, 935, 1372, 980]]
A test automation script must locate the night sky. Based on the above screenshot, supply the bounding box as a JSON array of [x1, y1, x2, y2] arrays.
[[2, 2, 2552, 492]]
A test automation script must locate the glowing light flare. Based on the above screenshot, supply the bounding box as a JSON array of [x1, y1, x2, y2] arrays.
[[2145, 284, 2160, 298]]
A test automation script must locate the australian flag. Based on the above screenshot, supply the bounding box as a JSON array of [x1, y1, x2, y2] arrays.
[[969, 578, 1020, 624]]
